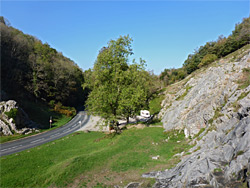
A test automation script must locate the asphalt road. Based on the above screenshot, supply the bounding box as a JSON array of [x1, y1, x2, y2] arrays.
[[0, 111, 90, 157]]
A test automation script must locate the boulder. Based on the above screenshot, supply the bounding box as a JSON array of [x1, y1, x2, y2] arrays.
[[0, 100, 39, 135]]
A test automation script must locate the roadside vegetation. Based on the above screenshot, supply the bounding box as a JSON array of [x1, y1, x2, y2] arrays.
[[0, 99, 73, 143], [0, 16, 81, 139], [0, 127, 192, 188]]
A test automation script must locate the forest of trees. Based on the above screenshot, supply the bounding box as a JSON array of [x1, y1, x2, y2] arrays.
[[0, 17, 86, 108], [160, 17, 250, 86]]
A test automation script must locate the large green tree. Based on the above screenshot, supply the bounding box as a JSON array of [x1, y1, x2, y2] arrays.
[[86, 35, 152, 130]]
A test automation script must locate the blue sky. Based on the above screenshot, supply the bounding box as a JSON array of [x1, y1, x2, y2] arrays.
[[1, 1, 250, 74]]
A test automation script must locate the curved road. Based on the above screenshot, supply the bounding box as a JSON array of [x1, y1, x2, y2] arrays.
[[0, 111, 90, 157]]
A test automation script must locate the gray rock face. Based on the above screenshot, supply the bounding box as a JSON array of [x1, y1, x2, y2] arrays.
[[0, 100, 39, 135], [144, 48, 250, 187], [143, 106, 250, 188], [159, 49, 250, 138]]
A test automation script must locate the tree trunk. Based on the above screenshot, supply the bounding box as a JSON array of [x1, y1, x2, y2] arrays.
[[126, 116, 129, 124], [115, 121, 120, 133]]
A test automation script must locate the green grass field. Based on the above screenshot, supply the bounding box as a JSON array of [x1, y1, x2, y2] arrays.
[[0, 127, 191, 188]]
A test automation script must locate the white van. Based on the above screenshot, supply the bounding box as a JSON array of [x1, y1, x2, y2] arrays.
[[140, 110, 150, 118]]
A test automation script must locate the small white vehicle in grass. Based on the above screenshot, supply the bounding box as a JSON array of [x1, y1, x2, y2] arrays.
[[140, 110, 150, 118]]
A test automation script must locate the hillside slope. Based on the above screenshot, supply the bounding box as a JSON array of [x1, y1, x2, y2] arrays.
[[144, 45, 250, 187], [159, 45, 250, 137], [0, 17, 86, 107]]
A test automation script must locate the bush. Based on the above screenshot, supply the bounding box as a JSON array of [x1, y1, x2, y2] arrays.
[[238, 68, 250, 89], [54, 102, 76, 117], [198, 54, 218, 68], [49, 100, 55, 108], [5, 108, 18, 121]]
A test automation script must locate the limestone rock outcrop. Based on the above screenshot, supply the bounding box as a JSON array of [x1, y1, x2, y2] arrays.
[[144, 47, 250, 187], [159, 48, 250, 138], [0, 100, 39, 135], [144, 94, 250, 187]]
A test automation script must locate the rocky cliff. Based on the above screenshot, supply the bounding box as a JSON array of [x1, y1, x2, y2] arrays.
[[144, 45, 250, 187], [0, 100, 39, 135]]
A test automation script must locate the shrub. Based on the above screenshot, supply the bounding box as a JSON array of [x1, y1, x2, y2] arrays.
[[5, 108, 18, 121], [54, 102, 76, 117], [176, 85, 192, 101], [49, 100, 55, 108], [237, 68, 250, 89], [198, 54, 218, 68]]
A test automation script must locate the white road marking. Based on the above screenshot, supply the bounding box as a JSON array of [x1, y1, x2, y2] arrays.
[[1, 148, 9, 152], [50, 135, 56, 138], [30, 138, 44, 144]]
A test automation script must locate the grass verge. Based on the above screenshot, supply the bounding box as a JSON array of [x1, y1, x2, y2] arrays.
[[0, 128, 191, 188], [0, 99, 73, 144], [0, 115, 72, 144]]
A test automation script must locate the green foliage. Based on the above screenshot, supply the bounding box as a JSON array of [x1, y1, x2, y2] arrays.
[[214, 168, 222, 172], [0, 133, 36, 143], [194, 146, 201, 152], [211, 106, 224, 123], [4, 108, 18, 121], [208, 119, 213, 125], [176, 85, 192, 101], [19, 99, 72, 129], [86, 35, 156, 125], [231, 101, 241, 112], [193, 128, 205, 139], [0, 17, 85, 108], [237, 68, 250, 89], [0, 128, 191, 187], [183, 17, 250, 74], [160, 17, 250, 84], [54, 102, 76, 117], [149, 95, 165, 115], [198, 54, 218, 68], [160, 68, 187, 86], [236, 150, 244, 156], [237, 91, 250, 101], [0, 115, 71, 144]]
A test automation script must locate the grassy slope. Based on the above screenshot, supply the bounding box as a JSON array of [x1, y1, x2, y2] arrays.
[[0, 127, 191, 188]]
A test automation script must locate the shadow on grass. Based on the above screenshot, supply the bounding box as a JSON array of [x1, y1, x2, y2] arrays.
[[20, 99, 68, 129]]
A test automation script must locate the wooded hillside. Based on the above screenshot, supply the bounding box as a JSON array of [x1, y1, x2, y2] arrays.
[[160, 17, 250, 85], [0, 17, 86, 107]]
